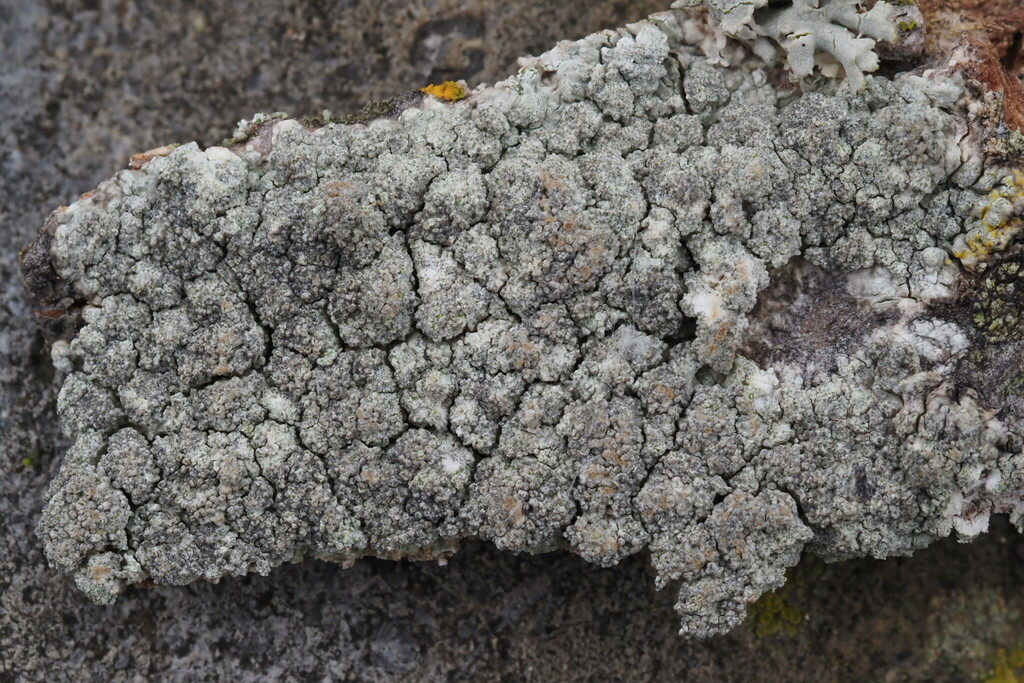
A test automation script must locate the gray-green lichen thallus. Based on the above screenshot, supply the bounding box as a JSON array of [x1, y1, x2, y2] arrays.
[[20, 0, 1024, 638]]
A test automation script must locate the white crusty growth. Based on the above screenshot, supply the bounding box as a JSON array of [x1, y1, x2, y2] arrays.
[[28, 5, 1024, 638], [675, 0, 898, 90]]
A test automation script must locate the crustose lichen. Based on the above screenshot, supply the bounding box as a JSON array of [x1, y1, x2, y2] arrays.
[[21, 1, 1024, 638]]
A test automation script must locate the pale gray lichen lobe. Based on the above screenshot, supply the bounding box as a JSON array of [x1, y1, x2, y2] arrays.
[[27, 6, 1024, 638], [675, 0, 902, 91]]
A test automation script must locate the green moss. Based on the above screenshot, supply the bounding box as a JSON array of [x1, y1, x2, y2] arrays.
[[1006, 372, 1024, 396], [983, 128, 1024, 165], [1007, 131, 1024, 157], [749, 590, 803, 637], [969, 252, 1024, 343], [745, 554, 826, 638], [336, 90, 426, 125], [299, 109, 339, 127], [338, 97, 397, 124], [20, 446, 41, 468], [897, 19, 920, 32]]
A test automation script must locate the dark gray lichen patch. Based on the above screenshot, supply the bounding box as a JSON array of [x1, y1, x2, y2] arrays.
[[742, 258, 898, 373], [969, 243, 1024, 342], [946, 241, 1024, 425]]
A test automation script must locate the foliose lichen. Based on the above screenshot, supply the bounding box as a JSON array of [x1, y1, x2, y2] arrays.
[[673, 0, 900, 91]]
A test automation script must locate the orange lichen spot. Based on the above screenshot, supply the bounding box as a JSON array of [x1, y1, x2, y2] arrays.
[[323, 181, 352, 198], [129, 145, 176, 170], [420, 81, 466, 102], [538, 170, 566, 192], [88, 564, 111, 582]]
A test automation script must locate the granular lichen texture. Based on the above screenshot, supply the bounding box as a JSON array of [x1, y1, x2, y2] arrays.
[[21, 0, 1024, 638]]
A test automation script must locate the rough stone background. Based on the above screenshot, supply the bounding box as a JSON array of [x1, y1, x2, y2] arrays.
[[3, 1, 1024, 680]]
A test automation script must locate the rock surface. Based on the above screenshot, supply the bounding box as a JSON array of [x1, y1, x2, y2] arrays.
[[5, 0, 1024, 680]]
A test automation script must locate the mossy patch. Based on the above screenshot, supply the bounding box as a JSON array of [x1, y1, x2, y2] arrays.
[[748, 590, 804, 637], [20, 446, 41, 468], [969, 244, 1024, 343], [745, 554, 826, 638], [338, 90, 427, 125]]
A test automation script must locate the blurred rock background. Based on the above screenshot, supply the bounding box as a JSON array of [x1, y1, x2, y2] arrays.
[[2, 1, 1024, 680]]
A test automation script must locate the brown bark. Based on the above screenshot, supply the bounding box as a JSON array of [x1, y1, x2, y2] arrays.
[[918, 0, 1024, 78]]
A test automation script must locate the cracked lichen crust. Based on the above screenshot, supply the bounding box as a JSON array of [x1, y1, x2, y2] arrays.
[[675, 0, 899, 91], [26, 7, 1024, 638]]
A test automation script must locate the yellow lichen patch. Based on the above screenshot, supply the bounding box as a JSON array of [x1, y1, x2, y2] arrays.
[[20, 446, 41, 468], [420, 81, 467, 102], [953, 170, 1024, 271], [747, 590, 804, 638], [981, 649, 1024, 683]]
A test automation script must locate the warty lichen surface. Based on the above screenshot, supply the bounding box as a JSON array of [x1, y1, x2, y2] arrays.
[[21, 6, 1024, 637]]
